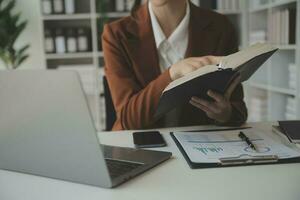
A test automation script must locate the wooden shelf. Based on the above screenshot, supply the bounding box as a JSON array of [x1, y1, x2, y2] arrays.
[[269, 86, 296, 96], [45, 52, 94, 59], [42, 12, 131, 21], [272, 0, 297, 8], [247, 82, 297, 96], [97, 12, 130, 18], [247, 82, 270, 91], [250, 0, 297, 13], [275, 44, 297, 50], [216, 10, 242, 15], [42, 13, 92, 20], [97, 52, 104, 57], [249, 4, 269, 13]]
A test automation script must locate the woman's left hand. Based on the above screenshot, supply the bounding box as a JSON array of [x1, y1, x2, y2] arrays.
[[189, 75, 241, 123]]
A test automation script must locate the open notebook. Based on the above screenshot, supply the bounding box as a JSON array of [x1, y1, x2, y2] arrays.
[[155, 43, 278, 119]]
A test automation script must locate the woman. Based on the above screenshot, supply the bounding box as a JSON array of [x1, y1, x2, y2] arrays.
[[102, 0, 247, 130]]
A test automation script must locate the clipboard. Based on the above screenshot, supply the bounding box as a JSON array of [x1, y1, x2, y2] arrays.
[[170, 132, 300, 169]]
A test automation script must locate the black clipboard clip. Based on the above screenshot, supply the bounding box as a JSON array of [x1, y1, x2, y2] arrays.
[[219, 154, 279, 166]]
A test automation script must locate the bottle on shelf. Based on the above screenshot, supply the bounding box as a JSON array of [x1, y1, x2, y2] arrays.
[[66, 28, 77, 53], [125, 0, 134, 12], [250, 30, 267, 45], [53, 0, 65, 14], [42, 0, 53, 15], [44, 29, 55, 53], [64, 0, 75, 14], [77, 28, 90, 52], [288, 63, 297, 90], [55, 28, 66, 53], [285, 96, 297, 120], [115, 0, 126, 12], [219, 0, 240, 11]]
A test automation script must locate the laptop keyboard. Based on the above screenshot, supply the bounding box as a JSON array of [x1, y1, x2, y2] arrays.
[[105, 159, 143, 179]]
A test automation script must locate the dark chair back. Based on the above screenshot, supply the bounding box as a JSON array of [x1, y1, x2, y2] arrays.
[[103, 76, 116, 131]]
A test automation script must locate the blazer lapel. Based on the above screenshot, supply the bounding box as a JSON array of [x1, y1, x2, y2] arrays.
[[185, 3, 220, 58], [122, 4, 161, 86]]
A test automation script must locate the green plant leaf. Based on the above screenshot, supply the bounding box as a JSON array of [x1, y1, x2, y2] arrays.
[[8, 21, 27, 47], [0, 0, 29, 69], [10, 12, 21, 27], [15, 54, 28, 69], [0, 0, 15, 16], [17, 44, 29, 56]]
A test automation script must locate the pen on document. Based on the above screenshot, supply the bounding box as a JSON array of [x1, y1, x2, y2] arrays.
[[218, 61, 223, 69], [238, 131, 258, 152]]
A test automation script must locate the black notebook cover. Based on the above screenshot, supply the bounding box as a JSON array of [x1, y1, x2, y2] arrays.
[[155, 49, 277, 119], [278, 121, 300, 142]]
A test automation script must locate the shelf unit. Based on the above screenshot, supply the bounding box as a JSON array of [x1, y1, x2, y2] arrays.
[[245, 0, 300, 122], [40, 0, 107, 131], [191, 0, 248, 48], [39, 0, 300, 130]]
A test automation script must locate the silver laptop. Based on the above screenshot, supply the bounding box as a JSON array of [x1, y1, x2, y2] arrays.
[[0, 70, 171, 188]]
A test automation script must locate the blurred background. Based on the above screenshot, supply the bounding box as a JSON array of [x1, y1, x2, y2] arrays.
[[0, 0, 299, 131]]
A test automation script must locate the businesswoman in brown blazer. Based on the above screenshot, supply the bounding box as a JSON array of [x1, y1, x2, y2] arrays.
[[102, 0, 247, 130]]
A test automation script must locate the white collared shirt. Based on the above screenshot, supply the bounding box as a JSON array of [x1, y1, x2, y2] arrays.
[[149, 1, 190, 72]]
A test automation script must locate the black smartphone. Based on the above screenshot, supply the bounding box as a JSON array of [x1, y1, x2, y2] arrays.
[[133, 131, 166, 148]]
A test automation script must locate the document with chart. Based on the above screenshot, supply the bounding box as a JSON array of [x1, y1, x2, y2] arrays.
[[172, 130, 300, 164]]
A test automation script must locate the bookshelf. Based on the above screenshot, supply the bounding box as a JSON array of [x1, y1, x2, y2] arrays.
[[245, 0, 300, 122], [39, 0, 135, 130], [39, 0, 300, 130]]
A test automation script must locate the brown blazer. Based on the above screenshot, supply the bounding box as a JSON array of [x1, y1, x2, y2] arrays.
[[102, 2, 247, 131]]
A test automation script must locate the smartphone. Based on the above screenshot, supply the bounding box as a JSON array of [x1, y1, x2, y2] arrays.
[[133, 131, 166, 148]]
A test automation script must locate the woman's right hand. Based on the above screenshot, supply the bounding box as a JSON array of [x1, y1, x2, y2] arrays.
[[169, 56, 222, 81]]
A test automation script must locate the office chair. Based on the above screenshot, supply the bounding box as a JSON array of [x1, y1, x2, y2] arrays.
[[103, 76, 116, 131]]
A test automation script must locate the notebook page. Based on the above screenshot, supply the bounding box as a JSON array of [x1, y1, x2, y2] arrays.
[[221, 43, 277, 69]]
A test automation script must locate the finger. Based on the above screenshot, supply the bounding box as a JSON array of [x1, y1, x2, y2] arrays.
[[189, 100, 211, 113], [187, 58, 211, 69], [206, 111, 219, 120], [193, 56, 223, 65], [196, 58, 211, 66], [182, 63, 198, 74], [207, 90, 225, 102], [190, 97, 219, 113], [186, 60, 204, 69], [190, 100, 219, 120], [191, 97, 213, 108], [206, 56, 223, 64], [225, 75, 241, 99]]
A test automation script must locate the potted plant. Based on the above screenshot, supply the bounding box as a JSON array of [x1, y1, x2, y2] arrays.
[[0, 0, 29, 70]]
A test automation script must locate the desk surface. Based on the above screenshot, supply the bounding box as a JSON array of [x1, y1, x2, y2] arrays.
[[1, 122, 300, 200]]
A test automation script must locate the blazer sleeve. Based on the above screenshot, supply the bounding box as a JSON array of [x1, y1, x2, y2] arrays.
[[102, 24, 172, 130], [218, 16, 248, 126]]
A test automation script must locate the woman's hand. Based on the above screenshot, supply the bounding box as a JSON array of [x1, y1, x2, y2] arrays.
[[189, 75, 241, 123], [169, 56, 222, 81]]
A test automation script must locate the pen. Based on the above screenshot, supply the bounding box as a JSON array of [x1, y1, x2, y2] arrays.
[[239, 131, 258, 152], [218, 61, 223, 69]]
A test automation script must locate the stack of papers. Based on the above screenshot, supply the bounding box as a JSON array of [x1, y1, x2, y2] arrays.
[[173, 130, 300, 163]]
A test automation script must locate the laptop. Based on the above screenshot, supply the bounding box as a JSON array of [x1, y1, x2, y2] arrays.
[[0, 70, 171, 188]]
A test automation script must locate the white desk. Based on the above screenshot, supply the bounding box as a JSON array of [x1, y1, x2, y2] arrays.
[[1, 122, 300, 200]]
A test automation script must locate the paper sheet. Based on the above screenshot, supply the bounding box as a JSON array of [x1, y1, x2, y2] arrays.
[[173, 130, 300, 163]]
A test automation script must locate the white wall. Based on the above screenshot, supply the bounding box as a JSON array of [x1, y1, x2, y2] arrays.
[[0, 0, 45, 69]]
